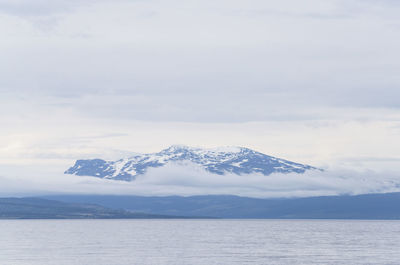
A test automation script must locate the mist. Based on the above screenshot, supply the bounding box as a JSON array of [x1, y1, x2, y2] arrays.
[[1, 162, 400, 198]]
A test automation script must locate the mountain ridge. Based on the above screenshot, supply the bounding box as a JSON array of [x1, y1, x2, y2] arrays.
[[65, 145, 319, 181]]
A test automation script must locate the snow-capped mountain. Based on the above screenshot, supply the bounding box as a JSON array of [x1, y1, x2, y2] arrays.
[[64, 145, 319, 181]]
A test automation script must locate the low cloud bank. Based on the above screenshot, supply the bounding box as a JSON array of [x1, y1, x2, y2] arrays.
[[1, 162, 400, 198]]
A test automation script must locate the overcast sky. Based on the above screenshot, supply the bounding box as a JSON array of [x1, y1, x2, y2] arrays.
[[1, 0, 400, 190]]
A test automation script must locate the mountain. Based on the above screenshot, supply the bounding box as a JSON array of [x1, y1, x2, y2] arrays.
[[44, 193, 400, 219], [0, 197, 187, 219], [65, 145, 318, 181]]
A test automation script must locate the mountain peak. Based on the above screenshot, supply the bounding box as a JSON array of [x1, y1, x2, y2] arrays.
[[161, 145, 198, 152], [161, 145, 246, 154], [65, 146, 319, 181]]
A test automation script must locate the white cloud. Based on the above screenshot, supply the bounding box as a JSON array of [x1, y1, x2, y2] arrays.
[[0, 0, 132, 16], [1, 162, 400, 198], [1, 0, 400, 186]]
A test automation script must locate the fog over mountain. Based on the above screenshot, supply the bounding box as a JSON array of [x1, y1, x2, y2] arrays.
[[1, 157, 399, 198]]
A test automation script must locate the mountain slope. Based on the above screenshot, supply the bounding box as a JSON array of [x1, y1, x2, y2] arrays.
[[65, 145, 318, 181]]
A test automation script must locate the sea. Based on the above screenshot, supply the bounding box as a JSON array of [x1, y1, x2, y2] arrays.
[[1, 219, 399, 264]]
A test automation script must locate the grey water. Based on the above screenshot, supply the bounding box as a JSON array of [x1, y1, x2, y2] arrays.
[[1, 220, 400, 265]]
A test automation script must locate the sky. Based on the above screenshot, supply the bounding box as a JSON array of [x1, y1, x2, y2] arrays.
[[1, 0, 400, 196]]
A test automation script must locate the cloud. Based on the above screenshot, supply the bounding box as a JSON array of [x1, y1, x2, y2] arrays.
[[1, 0, 400, 183], [131, 163, 400, 197], [0, 0, 130, 16], [1, 162, 400, 198], [1, 0, 399, 18], [0, 0, 81, 16], [1, 0, 400, 123]]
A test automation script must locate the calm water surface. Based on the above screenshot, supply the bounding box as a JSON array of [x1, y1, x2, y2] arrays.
[[0, 219, 399, 265]]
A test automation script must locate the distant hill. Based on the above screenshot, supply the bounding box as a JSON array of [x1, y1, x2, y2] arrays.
[[65, 145, 319, 181], [45, 192, 400, 219], [0, 198, 186, 219]]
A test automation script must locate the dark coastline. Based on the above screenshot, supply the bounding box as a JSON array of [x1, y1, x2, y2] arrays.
[[45, 192, 400, 220]]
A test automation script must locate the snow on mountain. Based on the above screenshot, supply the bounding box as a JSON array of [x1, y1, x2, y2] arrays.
[[64, 145, 319, 181]]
